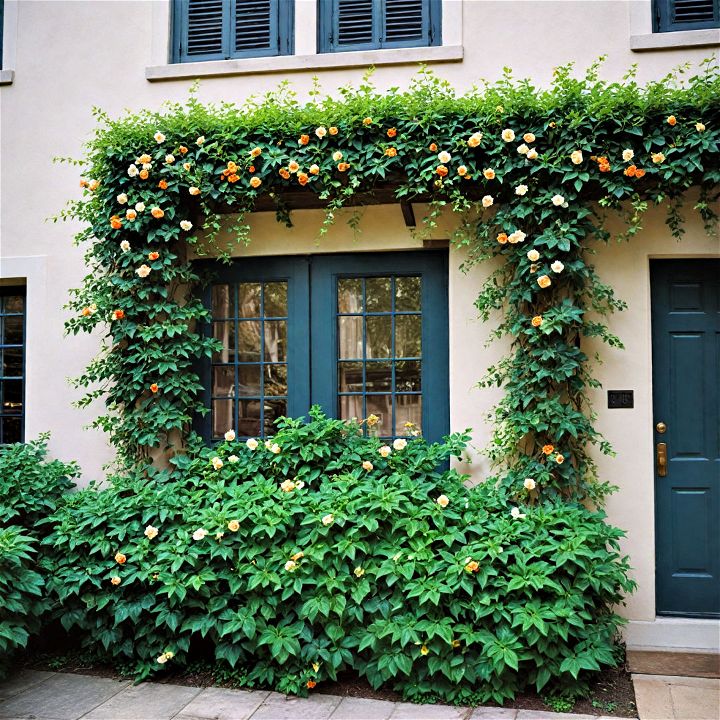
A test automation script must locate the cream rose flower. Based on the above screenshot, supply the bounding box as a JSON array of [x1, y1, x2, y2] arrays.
[[165, 154, 175, 164], [523, 478, 536, 491], [510, 507, 526, 519], [527, 249, 540, 262], [353, 567, 365, 578], [135, 265, 151, 278], [652, 152, 665, 164], [284, 560, 298, 572], [270, 443, 281, 454], [527, 148, 539, 160], [322, 514, 334, 526], [224, 430, 236, 442], [157, 654, 169, 664], [622, 149, 634, 162], [551, 260, 565, 273], [517, 144, 529, 155], [117, 193, 128, 204], [437, 151, 451, 164], [501, 128, 516, 142], [508, 230, 526, 244], [120, 240, 131, 252], [228, 520, 240, 532], [437, 495, 450, 508], [537, 274, 552, 288], [570, 150, 583, 165], [482, 195, 494, 208], [378, 445, 392, 458], [192, 528, 208, 541], [189, 186, 201, 196], [180, 220, 193, 231], [467, 132, 483, 147], [280, 479, 296, 492], [246, 438, 258, 450], [315, 126, 327, 138], [523, 132, 536, 143], [362, 460, 374, 471], [696, 122, 706, 132], [135, 202, 146, 212], [228, 455, 239, 463], [515, 184, 528, 196], [127, 164, 139, 177], [393, 438, 407, 451], [125, 209, 137, 221], [332, 151, 343, 162], [144, 525, 159, 540], [154, 132, 166, 144], [551, 194, 565, 206], [211, 456, 223, 470], [483, 168, 496, 180], [196, 136, 205, 146]]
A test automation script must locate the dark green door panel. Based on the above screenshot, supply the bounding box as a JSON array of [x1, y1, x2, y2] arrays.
[[651, 259, 720, 617]]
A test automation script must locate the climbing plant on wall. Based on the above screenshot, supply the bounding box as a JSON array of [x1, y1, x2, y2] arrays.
[[60, 58, 719, 500]]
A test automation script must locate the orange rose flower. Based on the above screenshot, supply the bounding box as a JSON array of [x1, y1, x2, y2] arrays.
[[306, 680, 317, 689], [226, 161, 238, 174], [139, 169, 149, 180], [635, 168, 646, 178], [309, 164, 320, 175], [248, 165, 255, 173], [148, 251, 159, 261], [158, 179, 168, 190], [362, 117, 372, 126], [114, 552, 126, 565], [150, 383, 159, 393], [542, 444, 554, 455], [297, 173, 309, 186], [457, 165, 468, 176], [555, 453, 565, 464], [288, 161, 300, 173], [249, 176, 262, 188], [227, 174, 239, 183], [179, 145, 188, 154], [496, 233, 508, 245], [151, 207, 165, 219], [531, 315, 542, 327], [110, 576, 121, 586], [429, 143, 438, 152], [279, 168, 291, 179], [667, 115, 677, 126], [329, 126, 339, 135], [537, 275, 552, 289], [387, 127, 397, 138], [299, 134, 310, 145], [113, 309, 125, 320], [79, 179, 89, 188], [250, 147, 262, 158], [81, 307, 92, 317], [624, 165, 637, 177], [384, 147, 397, 157], [337, 162, 350, 172], [110, 215, 123, 229], [435, 165, 448, 177]]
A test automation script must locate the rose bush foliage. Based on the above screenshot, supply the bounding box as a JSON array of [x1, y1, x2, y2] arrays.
[[42, 410, 634, 702]]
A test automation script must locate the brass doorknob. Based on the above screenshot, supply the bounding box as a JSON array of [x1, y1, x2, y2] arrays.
[[656, 422, 667, 434]]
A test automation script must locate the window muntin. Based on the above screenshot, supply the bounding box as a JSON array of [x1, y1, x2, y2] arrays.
[[653, 0, 719, 32], [172, 0, 293, 63], [318, 0, 441, 53], [337, 275, 422, 438], [0, 287, 25, 444]]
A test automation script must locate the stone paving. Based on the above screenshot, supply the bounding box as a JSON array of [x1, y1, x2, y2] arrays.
[[0, 670, 616, 720], [631, 674, 720, 720]]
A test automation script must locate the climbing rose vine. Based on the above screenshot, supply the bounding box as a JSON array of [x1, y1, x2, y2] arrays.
[[60, 60, 719, 501]]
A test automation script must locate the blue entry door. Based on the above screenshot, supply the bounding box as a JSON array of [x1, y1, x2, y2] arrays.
[[651, 259, 720, 617], [199, 250, 449, 444]]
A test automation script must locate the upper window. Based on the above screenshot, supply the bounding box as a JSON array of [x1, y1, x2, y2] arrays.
[[172, 0, 293, 63], [653, 0, 719, 31], [318, 0, 441, 53], [0, 287, 25, 445]]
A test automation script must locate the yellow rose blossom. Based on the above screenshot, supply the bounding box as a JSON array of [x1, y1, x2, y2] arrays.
[[537, 275, 552, 289], [652, 152, 666, 164], [227, 520, 240, 532]]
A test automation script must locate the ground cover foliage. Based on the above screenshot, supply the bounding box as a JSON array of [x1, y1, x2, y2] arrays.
[[38, 411, 634, 703]]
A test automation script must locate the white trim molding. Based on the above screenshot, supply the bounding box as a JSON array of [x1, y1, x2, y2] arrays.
[[625, 617, 720, 652]]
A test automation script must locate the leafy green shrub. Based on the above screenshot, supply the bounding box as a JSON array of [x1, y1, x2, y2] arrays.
[[0, 434, 79, 533], [0, 527, 47, 678], [43, 410, 634, 703]]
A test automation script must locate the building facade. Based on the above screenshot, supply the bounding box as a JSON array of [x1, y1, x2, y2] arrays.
[[1, 0, 718, 669]]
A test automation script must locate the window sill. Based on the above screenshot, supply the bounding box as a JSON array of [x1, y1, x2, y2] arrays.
[[630, 28, 720, 51], [146, 45, 463, 82], [0, 70, 15, 86]]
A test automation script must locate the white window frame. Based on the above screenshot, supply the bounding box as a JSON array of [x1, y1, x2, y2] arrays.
[[147, 0, 462, 82], [629, 0, 720, 51], [0, 0, 18, 85]]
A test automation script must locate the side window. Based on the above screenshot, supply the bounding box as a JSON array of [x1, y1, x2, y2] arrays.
[[653, 0, 719, 32], [172, 0, 294, 63], [318, 0, 441, 53], [0, 287, 26, 444]]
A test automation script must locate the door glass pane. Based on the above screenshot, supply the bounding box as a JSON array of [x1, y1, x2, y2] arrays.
[[264, 364, 287, 396], [264, 399, 287, 434], [264, 282, 287, 317], [366, 316, 391, 358], [212, 399, 234, 439], [338, 361, 363, 392], [237, 399, 261, 437], [238, 365, 261, 395], [365, 361, 392, 392], [2, 316, 23, 345], [237, 321, 261, 362], [395, 395, 422, 436], [264, 320, 287, 361], [338, 278, 362, 313], [339, 394, 363, 422], [366, 277, 391, 312], [238, 283, 261, 317], [395, 360, 421, 391], [396, 276, 421, 311], [213, 366, 236, 398], [395, 315, 421, 358], [338, 316, 363, 359], [1, 289, 26, 444], [212, 285, 232, 318], [366, 395, 392, 436]]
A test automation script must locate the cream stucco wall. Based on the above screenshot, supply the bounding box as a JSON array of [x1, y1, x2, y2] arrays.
[[1, 0, 719, 642]]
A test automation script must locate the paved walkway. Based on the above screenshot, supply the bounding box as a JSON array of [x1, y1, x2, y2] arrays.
[[632, 674, 720, 720], [0, 670, 616, 720]]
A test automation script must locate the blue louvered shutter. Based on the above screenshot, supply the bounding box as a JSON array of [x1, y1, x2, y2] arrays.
[[173, 0, 293, 62], [319, 0, 440, 53], [654, 0, 719, 31]]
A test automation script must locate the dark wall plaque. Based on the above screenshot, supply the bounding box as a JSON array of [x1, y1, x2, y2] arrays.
[[607, 390, 634, 409]]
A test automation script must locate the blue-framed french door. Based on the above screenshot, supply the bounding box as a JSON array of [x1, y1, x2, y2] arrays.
[[197, 250, 449, 443]]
